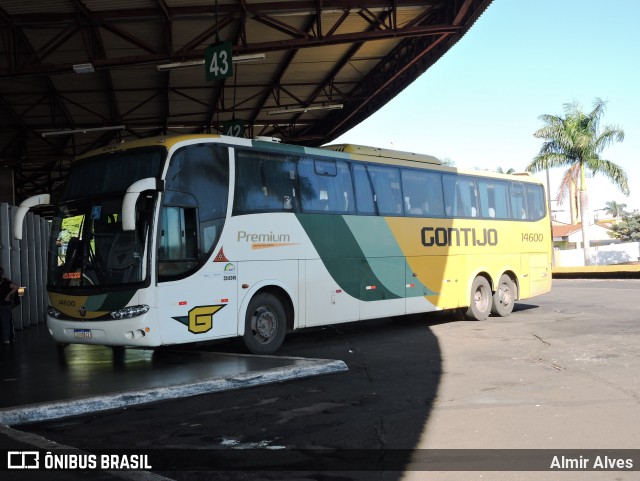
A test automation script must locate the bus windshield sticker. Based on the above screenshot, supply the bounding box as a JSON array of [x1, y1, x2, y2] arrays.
[[91, 205, 102, 219]]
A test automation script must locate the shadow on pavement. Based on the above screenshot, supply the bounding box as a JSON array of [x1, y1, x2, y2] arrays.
[[17, 314, 444, 480]]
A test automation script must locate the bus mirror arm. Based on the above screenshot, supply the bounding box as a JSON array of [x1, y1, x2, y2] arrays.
[[13, 194, 51, 240], [122, 178, 164, 231]]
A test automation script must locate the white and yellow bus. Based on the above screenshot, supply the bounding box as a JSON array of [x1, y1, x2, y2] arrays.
[[15, 135, 552, 354]]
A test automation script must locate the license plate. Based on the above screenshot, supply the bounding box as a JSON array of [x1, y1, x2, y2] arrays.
[[74, 329, 92, 339]]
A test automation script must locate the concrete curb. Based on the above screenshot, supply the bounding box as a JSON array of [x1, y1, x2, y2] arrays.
[[0, 358, 348, 426], [553, 265, 640, 279]]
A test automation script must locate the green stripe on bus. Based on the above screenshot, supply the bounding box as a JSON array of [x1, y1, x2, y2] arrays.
[[296, 214, 401, 301], [98, 290, 137, 311]]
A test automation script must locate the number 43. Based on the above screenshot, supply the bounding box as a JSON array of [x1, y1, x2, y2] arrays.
[[209, 50, 229, 77]]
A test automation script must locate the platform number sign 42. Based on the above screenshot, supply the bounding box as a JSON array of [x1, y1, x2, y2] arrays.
[[205, 41, 233, 81], [222, 119, 245, 138]]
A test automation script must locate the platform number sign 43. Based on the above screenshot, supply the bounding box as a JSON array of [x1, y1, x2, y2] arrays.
[[205, 41, 233, 81]]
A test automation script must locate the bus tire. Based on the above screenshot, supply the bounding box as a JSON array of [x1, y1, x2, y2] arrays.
[[491, 274, 517, 317], [466, 276, 492, 321], [243, 292, 287, 355]]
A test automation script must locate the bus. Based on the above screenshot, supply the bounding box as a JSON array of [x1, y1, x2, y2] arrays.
[[14, 135, 552, 354]]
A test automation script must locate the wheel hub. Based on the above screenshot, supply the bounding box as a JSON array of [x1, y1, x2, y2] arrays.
[[500, 285, 512, 306], [255, 307, 277, 339]]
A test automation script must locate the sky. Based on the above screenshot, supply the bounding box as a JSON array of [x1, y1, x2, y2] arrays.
[[332, 0, 640, 223]]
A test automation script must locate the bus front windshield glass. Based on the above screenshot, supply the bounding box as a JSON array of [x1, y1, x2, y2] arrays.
[[48, 197, 153, 288], [47, 147, 165, 289]]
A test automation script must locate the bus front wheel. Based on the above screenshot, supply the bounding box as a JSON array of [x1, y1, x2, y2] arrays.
[[491, 274, 517, 317], [243, 292, 287, 355], [466, 276, 492, 321]]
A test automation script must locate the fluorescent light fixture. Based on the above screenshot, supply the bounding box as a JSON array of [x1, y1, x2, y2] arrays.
[[41, 125, 125, 137], [73, 63, 95, 74], [267, 104, 344, 116], [157, 59, 205, 71], [157, 54, 265, 71], [232, 53, 265, 64]]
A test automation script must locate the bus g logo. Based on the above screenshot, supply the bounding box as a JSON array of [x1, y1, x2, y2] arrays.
[[188, 305, 225, 334]]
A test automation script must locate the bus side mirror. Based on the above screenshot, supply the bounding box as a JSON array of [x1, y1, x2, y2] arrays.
[[122, 178, 163, 231], [13, 194, 51, 240]]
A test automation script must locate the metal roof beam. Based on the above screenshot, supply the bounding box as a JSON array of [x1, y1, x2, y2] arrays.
[[1, 2, 432, 24], [100, 22, 158, 55], [156, 0, 173, 54], [0, 21, 459, 79], [245, 12, 318, 132], [320, 33, 452, 140]]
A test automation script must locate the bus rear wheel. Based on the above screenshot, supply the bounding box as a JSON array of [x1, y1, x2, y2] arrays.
[[491, 274, 517, 317], [466, 276, 492, 321], [243, 292, 287, 355]]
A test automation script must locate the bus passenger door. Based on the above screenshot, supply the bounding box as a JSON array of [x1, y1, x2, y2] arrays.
[[155, 204, 237, 344]]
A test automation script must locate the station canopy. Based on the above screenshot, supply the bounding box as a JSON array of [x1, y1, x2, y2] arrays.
[[0, 0, 492, 202]]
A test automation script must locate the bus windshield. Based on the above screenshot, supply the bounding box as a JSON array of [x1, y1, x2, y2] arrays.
[[48, 147, 165, 289], [61, 147, 165, 201], [48, 196, 154, 289]]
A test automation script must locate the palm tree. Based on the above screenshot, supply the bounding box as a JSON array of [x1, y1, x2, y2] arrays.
[[603, 200, 627, 218], [526, 98, 629, 265], [496, 167, 516, 174], [555, 163, 581, 224]]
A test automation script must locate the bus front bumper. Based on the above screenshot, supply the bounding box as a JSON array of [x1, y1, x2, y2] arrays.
[[47, 313, 162, 347]]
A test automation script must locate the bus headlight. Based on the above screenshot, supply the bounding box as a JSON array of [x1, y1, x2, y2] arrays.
[[110, 305, 150, 320], [47, 306, 63, 319]]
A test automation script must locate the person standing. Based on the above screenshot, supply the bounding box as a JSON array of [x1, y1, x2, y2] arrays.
[[0, 266, 18, 345]]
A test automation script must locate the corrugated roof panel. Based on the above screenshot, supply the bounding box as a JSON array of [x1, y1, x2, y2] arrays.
[[172, 18, 235, 51], [282, 44, 351, 83], [168, 93, 211, 122], [26, 29, 89, 66], [231, 62, 273, 85], [59, 97, 112, 124], [100, 20, 165, 57], [243, 18, 306, 44], [112, 66, 164, 89]]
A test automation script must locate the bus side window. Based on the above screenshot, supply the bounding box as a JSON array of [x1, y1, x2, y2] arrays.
[[335, 160, 355, 214], [158, 206, 198, 278], [401, 169, 445, 217], [165, 144, 229, 260], [298, 158, 354, 214], [401, 170, 426, 216], [234, 150, 298, 213], [368, 165, 403, 216], [442, 174, 460, 217], [510, 182, 528, 220], [526, 184, 545, 220], [352, 164, 376, 215], [478, 179, 510, 219], [443, 175, 479, 218], [462, 179, 479, 217]]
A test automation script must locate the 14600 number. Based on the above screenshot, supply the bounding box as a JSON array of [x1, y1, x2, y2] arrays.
[[522, 233, 544, 242]]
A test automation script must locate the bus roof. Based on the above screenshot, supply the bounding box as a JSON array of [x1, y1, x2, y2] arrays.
[[74, 134, 542, 186], [75, 134, 223, 160], [322, 144, 441, 166]]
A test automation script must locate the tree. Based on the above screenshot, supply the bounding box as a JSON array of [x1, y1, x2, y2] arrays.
[[496, 167, 515, 174], [526, 98, 629, 265], [603, 200, 627, 218], [609, 213, 640, 241], [555, 163, 581, 224]]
